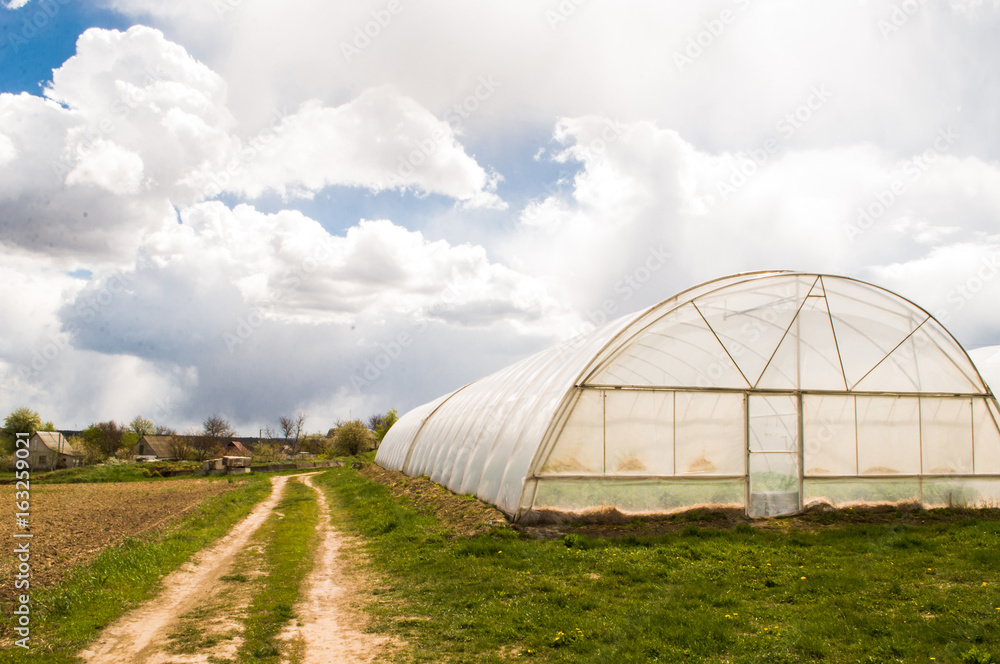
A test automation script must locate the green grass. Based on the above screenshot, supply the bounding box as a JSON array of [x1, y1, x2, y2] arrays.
[[0, 474, 273, 663], [315, 467, 1000, 664], [237, 478, 320, 663]]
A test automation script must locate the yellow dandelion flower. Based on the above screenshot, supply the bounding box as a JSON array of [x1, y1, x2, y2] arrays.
[[801, 576, 807, 580]]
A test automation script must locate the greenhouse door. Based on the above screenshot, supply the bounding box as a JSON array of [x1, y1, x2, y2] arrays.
[[747, 395, 801, 517]]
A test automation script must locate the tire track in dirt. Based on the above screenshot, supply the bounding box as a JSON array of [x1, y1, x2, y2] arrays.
[[280, 473, 391, 663], [79, 474, 300, 664]]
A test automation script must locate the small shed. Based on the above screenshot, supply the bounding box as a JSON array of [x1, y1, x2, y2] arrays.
[[28, 432, 83, 470], [226, 440, 252, 456], [131, 435, 178, 461]]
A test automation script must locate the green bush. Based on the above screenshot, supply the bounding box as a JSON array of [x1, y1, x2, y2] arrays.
[[332, 419, 376, 456], [253, 441, 285, 463]]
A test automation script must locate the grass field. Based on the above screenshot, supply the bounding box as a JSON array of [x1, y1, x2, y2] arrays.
[[316, 463, 1000, 664], [5, 463, 1000, 663]]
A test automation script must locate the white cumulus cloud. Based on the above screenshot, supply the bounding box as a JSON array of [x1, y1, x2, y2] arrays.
[[65, 139, 146, 195], [231, 87, 505, 208]]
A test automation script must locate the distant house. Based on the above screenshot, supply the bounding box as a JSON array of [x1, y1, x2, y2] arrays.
[[131, 435, 178, 461], [225, 440, 252, 457], [28, 432, 83, 470]]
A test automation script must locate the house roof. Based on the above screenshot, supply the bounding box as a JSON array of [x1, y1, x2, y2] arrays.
[[133, 435, 177, 458], [31, 431, 83, 457], [227, 440, 251, 454]]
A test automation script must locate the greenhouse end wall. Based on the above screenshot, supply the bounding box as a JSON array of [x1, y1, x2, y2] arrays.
[[523, 389, 1000, 521]]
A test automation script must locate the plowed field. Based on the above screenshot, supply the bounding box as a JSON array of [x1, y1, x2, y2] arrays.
[[0, 479, 239, 607]]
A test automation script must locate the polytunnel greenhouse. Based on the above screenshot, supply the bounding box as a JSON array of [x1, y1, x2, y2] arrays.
[[376, 272, 1000, 521]]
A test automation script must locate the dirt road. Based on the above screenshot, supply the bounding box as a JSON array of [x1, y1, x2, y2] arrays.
[[279, 473, 389, 663], [78, 472, 386, 664]]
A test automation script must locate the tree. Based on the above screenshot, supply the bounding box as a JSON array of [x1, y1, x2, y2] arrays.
[[253, 441, 283, 463], [81, 421, 125, 462], [279, 416, 295, 439], [2, 407, 44, 453], [279, 413, 307, 451], [298, 433, 326, 455], [203, 415, 236, 439], [374, 408, 398, 446], [191, 416, 235, 462], [168, 436, 195, 461], [155, 424, 177, 436], [332, 419, 376, 456], [128, 415, 155, 437]]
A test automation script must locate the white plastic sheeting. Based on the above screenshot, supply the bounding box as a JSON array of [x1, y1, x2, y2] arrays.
[[376, 272, 1000, 520]]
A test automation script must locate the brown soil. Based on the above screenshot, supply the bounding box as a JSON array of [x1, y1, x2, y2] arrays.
[[525, 502, 1000, 540], [0, 479, 239, 607], [359, 464, 511, 537]]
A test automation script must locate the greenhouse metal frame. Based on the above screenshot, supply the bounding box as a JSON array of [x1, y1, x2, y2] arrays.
[[377, 272, 1000, 521]]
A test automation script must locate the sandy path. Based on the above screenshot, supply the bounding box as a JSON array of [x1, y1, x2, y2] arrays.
[[282, 473, 390, 663], [79, 474, 298, 664]]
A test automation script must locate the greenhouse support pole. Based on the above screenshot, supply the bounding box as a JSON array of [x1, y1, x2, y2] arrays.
[[744, 392, 750, 516], [797, 392, 805, 513]]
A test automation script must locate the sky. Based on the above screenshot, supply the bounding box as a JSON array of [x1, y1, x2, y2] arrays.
[[1, 0, 999, 435]]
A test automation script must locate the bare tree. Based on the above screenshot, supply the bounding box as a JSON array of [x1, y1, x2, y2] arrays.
[[203, 415, 236, 439], [279, 413, 307, 451], [195, 416, 235, 462], [279, 416, 295, 439], [294, 412, 307, 441]]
